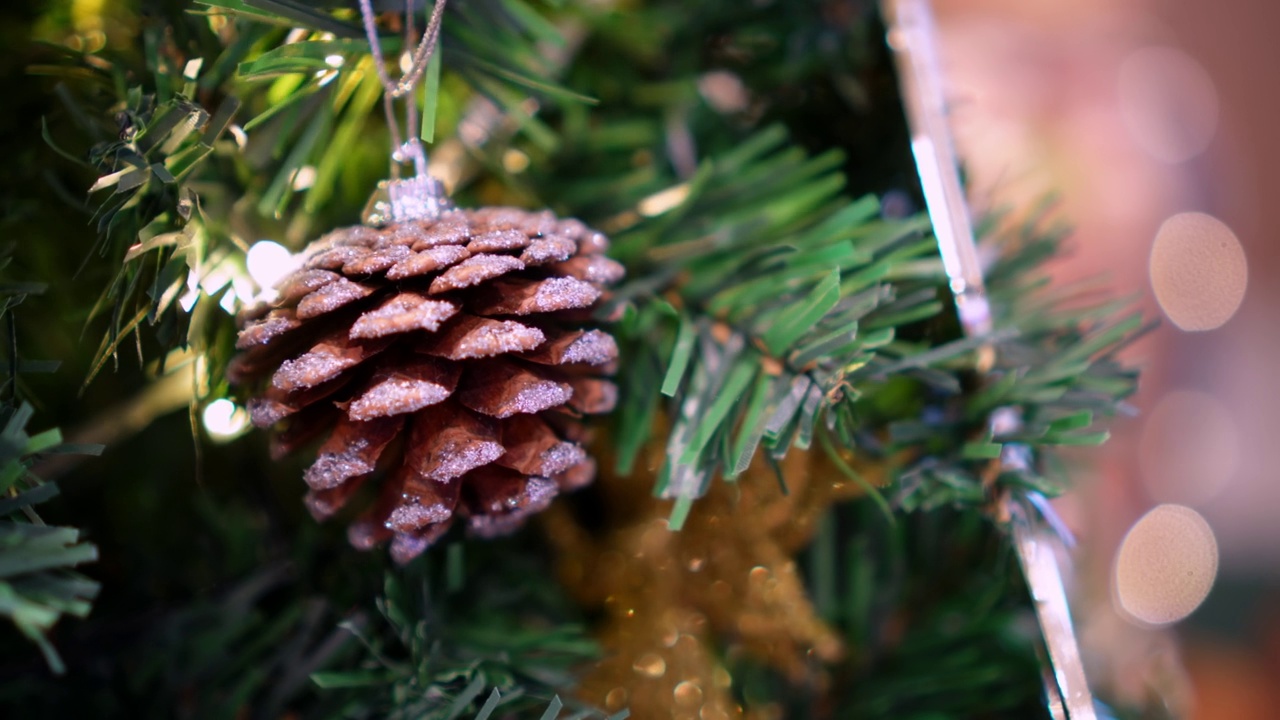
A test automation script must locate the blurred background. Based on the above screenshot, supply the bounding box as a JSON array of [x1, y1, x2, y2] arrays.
[[931, 0, 1280, 716]]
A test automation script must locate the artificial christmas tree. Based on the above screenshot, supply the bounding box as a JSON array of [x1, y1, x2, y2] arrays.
[[0, 0, 1157, 717]]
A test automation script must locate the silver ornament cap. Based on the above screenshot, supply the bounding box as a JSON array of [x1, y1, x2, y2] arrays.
[[363, 174, 456, 227]]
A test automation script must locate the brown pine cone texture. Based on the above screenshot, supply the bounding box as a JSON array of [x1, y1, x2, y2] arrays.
[[231, 207, 623, 564]]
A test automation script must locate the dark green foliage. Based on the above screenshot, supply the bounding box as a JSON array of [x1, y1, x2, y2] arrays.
[[0, 399, 101, 675], [781, 503, 1044, 719], [0, 419, 603, 718], [6, 0, 1152, 718], [0, 258, 102, 674], [516, 0, 1141, 529], [311, 560, 614, 720]]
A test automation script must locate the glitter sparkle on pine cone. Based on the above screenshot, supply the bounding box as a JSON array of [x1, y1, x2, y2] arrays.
[[232, 207, 623, 564]]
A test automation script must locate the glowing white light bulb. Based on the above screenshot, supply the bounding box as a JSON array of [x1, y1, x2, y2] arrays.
[[246, 241, 296, 290], [202, 399, 249, 440]]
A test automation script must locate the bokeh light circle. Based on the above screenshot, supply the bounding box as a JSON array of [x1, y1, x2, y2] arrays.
[[1138, 390, 1239, 505], [1149, 212, 1247, 331], [1114, 504, 1218, 626], [1118, 46, 1219, 164]]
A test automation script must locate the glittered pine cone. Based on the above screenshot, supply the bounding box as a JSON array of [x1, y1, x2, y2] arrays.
[[231, 206, 623, 564]]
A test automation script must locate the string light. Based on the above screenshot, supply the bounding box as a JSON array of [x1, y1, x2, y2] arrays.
[[202, 399, 250, 440], [246, 241, 296, 290]]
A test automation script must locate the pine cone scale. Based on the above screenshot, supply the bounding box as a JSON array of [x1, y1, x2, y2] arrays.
[[551, 255, 625, 284], [520, 328, 618, 366], [418, 315, 545, 360], [466, 228, 530, 253], [556, 458, 596, 491], [295, 277, 374, 319], [465, 466, 556, 517], [271, 333, 388, 392], [249, 372, 351, 427], [279, 269, 341, 304], [385, 245, 471, 280], [565, 376, 619, 415], [429, 254, 525, 294], [342, 244, 412, 275], [521, 236, 576, 265], [303, 414, 401, 490], [387, 468, 459, 532], [236, 309, 301, 349], [467, 277, 601, 316], [349, 293, 459, 338], [456, 361, 574, 419], [405, 403, 504, 482], [345, 360, 459, 420], [496, 414, 587, 477], [304, 474, 367, 520]]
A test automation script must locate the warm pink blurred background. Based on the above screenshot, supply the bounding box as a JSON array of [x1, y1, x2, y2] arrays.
[[932, 0, 1280, 716]]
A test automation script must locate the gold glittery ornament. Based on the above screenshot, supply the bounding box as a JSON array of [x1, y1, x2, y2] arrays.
[[543, 430, 879, 718]]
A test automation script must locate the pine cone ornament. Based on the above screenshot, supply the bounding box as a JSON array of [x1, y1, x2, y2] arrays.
[[232, 203, 623, 563]]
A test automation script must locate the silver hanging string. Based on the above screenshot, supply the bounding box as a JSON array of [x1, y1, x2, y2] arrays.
[[357, 0, 454, 225], [403, 0, 422, 171], [882, 1, 1097, 718], [359, 0, 448, 99], [358, 0, 448, 178]]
